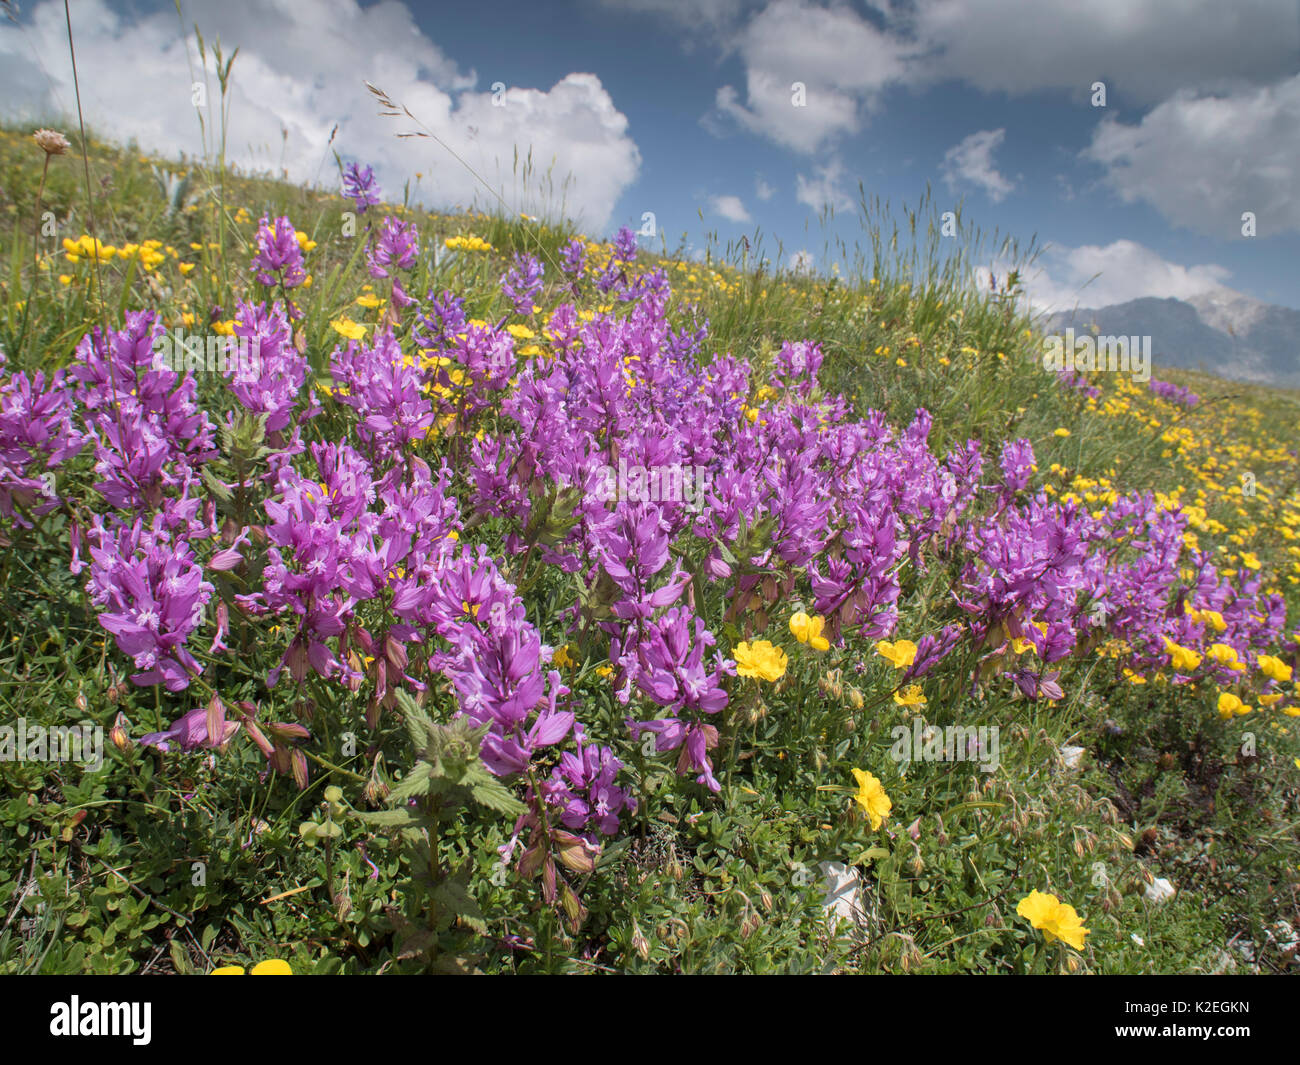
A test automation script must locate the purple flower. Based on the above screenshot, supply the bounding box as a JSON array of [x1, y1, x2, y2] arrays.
[[342, 162, 382, 213], [0, 366, 84, 526], [500, 253, 544, 316], [251, 215, 306, 289], [544, 725, 635, 837], [87, 518, 214, 691], [559, 238, 585, 278], [140, 703, 239, 753], [367, 215, 419, 279], [330, 329, 436, 459]]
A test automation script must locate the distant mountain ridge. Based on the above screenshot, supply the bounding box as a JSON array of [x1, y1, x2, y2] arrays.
[[1042, 291, 1300, 389]]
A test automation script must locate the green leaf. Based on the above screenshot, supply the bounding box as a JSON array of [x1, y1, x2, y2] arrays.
[[386, 762, 434, 804], [466, 774, 525, 817], [200, 465, 233, 502], [358, 808, 429, 829], [431, 877, 486, 933]]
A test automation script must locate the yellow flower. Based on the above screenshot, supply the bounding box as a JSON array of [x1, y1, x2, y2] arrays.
[[295, 230, 317, 252], [553, 644, 578, 670], [734, 640, 787, 682], [1217, 692, 1245, 720], [177, 262, 196, 275], [211, 959, 293, 975], [850, 769, 892, 829], [1258, 655, 1293, 682], [595, 664, 614, 678], [1053, 428, 1070, 438], [1162, 637, 1202, 672], [330, 318, 367, 340], [445, 234, 493, 252], [876, 639, 918, 670], [893, 684, 926, 707], [1016, 890, 1089, 950], [788, 611, 830, 651], [1206, 643, 1246, 672], [1198, 608, 1227, 633]]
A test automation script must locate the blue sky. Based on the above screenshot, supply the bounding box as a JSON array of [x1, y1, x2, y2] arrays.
[[2, 0, 1298, 311]]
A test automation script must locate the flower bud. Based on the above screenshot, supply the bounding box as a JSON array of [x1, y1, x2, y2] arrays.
[[109, 712, 131, 751]]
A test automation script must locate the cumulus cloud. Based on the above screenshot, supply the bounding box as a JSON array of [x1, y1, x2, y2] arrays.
[[709, 193, 752, 223], [940, 129, 1014, 202], [0, 0, 640, 230], [689, 0, 1300, 156], [908, 0, 1300, 104], [1086, 73, 1300, 237], [754, 175, 775, 201], [788, 248, 815, 274], [712, 0, 909, 153], [795, 159, 853, 212], [994, 239, 1233, 314]]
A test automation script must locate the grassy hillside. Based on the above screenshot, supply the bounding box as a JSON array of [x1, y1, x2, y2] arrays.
[[1, 122, 1297, 975]]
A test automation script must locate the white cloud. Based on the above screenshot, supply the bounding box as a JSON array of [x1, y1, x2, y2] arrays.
[[754, 175, 775, 201], [713, 0, 909, 153], [908, 0, 1300, 104], [685, 0, 1300, 158], [795, 159, 853, 212], [940, 128, 1014, 202], [993, 239, 1233, 314], [0, 0, 640, 230], [709, 193, 752, 223], [788, 248, 815, 274], [1086, 73, 1300, 237]]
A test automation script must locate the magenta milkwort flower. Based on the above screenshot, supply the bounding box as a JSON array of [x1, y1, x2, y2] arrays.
[[85, 516, 214, 691], [771, 340, 824, 397], [330, 329, 435, 460], [596, 226, 638, 294], [251, 215, 306, 290], [620, 606, 733, 792], [0, 364, 83, 526], [434, 320, 515, 417], [902, 623, 964, 681], [543, 724, 635, 837], [226, 300, 319, 436], [421, 544, 577, 777], [414, 289, 467, 351], [613, 225, 638, 262], [140, 702, 239, 753], [246, 441, 378, 685], [342, 162, 382, 213], [1148, 378, 1199, 408], [1057, 368, 1101, 399], [943, 439, 985, 519], [998, 438, 1036, 498], [70, 312, 216, 512], [367, 215, 418, 280], [559, 238, 585, 278], [500, 253, 543, 316], [957, 494, 1088, 640]]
